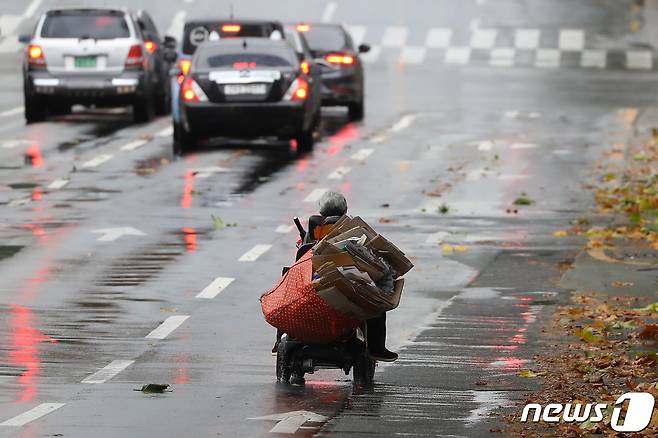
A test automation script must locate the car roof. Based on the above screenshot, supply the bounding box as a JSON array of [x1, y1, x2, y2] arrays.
[[184, 18, 283, 27], [198, 38, 290, 50], [44, 8, 130, 15]]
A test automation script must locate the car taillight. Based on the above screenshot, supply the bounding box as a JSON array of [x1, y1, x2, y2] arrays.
[[221, 24, 241, 33], [296, 23, 310, 32], [233, 61, 256, 69], [124, 44, 144, 69], [300, 61, 310, 75], [325, 53, 354, 66], [28, 44, 46, 68], [144, 40, 157, 54], [181, 77, 208, 102], [284, 77, 309, 101]]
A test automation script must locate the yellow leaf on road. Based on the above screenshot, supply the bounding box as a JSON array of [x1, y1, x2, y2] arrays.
[[553, 230, 568, 237]]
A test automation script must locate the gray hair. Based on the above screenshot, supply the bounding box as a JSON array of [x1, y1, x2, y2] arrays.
[[319, 191, 348, 217]]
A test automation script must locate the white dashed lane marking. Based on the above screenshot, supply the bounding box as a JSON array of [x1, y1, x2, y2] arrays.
[[0, 403, 65, 427], [328, 166, 352, 180], [321, 1, 337, 22], [238, 244, 272, 262], [120, 139, 148, 151], [48, 178, 69, 190], [82, 154, 113, 168], [399, 46, 426, 64], [81, 360, 135, 384], [303, 188, 328, 203], [514, 29, 539, 49], [145, 315, 190, 340], [425, 28, 452, 48], [195, 277, 234, 299], [351, 148, 373, 161], [381, 26, 408, 47], [558, 29, 585, 51], [275, 224, 294, 234], [510, 142, 539, 149], [535, 49, 560, 68], [626, 51, 653, 70], [155, 126, 174, 137], [445, 47, 471, 64]]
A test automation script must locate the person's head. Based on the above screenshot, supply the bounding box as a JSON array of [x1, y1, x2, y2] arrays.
[[319, 191, 348, 217]]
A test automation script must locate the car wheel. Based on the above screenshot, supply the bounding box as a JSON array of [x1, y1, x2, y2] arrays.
[[24, 95, 46, 124], [173, 122, 196, 155], [348, 98, 365, 121], [133, 94, 155, 123], [295, 127, 314, 153]]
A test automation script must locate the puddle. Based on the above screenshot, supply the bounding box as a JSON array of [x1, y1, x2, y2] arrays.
[[8, 182, 39, 190], [0, 245, 23, 262]]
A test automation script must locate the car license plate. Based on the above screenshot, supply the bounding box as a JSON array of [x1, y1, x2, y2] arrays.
[[74, 56, 97, 68], [223, 84, 267, 95]]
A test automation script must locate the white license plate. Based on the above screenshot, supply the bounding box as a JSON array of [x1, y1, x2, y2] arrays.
[[223, 84, 267, 95]]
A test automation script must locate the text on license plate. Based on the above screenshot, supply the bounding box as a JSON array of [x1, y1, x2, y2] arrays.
[[74, 56, 97, 68], [223, 84, 267, 95]]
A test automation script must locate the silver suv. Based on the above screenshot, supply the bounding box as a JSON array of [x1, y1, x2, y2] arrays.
[[21, 8, 175, 123]]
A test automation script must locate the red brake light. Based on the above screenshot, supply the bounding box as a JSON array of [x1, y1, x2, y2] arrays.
[[28, 44, 46, 67], [285, 77, 308, 101], [325, 54, 354, 65], [144, 40, 157, 54], [181, 77, 207, 102], [300, 61, 310, 74], [125, 44, 144, 69], [179, 59, 192, 75], [222, 24, 241, 33], [296, 24, 310, 32], [233, 61, 256, 69]]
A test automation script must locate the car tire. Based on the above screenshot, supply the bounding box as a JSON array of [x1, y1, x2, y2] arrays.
[[295, 127, 314, 153], [348, 98, 365, 121], [24, 95, 46, 124], [133, 94, 154, 123], [173, 123, 196, 155]]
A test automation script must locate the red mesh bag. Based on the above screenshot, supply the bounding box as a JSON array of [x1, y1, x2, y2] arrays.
[[260, 250, 359, 344]]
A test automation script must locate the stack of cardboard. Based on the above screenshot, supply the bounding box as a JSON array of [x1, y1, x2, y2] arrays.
[[310, 215, 413, 321]]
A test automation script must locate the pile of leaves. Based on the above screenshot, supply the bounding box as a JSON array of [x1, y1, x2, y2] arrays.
[[504, 293, 658, 436]]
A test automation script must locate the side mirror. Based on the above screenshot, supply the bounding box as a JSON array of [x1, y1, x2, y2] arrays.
[[163, 49, 178, 63], [358, 43, 370, 54], [164, 35, 177, 49], [18, 34, 31, 44]]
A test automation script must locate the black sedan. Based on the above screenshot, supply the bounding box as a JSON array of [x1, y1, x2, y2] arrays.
[[174, 38, 321, 154], [298, 23, 370, 121]]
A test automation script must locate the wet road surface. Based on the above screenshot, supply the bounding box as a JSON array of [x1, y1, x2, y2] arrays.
[[1, 0, 656, 436]]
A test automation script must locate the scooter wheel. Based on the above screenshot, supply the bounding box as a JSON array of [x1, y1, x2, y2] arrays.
[[276, 349, 291, 383], [352, 350, 375, 388]]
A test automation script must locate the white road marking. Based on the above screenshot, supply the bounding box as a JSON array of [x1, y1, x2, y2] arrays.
[[535, 49, 560, 68], [489, 48, 515, 67], [469, 18, 480, 32], [93, 227, 146, 242], [425, 231, 449, 245], [1, 139, 32, 149], [120, 139, 148, 151], [166, 10, 186, 38], [250, 411, 328, 434], [514, 29, 539, 49], [328, 166, 352, 180], [360, 45, 381, 63], [425, 28, 452, 48], [445, 47, 471, 64], [510, 142, 538, 149], [504, 110, 520, 119], [303, 187, 328, 203], [351, 148, 373, 161], [0, 106, 24, 118], [196, 277, 234, 299], [48, 179, 69, 190], [155, 126, 174, 137], [8, 197, 30, 207], [391, 114, 416, 133], [477, 140, 494, 151], [321, 2, 337, 22], [399, 46, 426, 64], [498, 173, 529, 180], [553, 149, 572, 155], [23, 0, 42, 18], [145, 315, 190, 340], [82, 154, 113, 168], [381, 26, 408, 47], [346, 25, 366, 46], [0, 403, 65, 427], [470, 29, 497, 49], [558, 29, 585, 51], [238, 244, 272, 262], [581, 50, 606, 69], [275, 224, 294, 234], [81, 360, 134, 384], [626, 51, 652, 70]]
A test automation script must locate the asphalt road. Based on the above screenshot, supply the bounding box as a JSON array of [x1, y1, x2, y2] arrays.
[[0, 0, 656, 437]]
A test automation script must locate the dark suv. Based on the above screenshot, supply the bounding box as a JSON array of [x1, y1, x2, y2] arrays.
[[21, 8, 175, 123]]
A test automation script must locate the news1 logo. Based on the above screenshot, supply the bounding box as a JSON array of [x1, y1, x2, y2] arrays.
[[521, 392, 655, 432]]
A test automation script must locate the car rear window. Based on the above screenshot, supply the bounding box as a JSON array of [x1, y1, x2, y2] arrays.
[[304, 26, 348, 52], [198, 51, 295, 69], [41, 12, 130, 39], [182, 23, 283, 55]]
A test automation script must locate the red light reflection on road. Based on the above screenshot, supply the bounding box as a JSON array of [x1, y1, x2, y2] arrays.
[[172, 354, 189, 384], [181, 227, 197, 252], [7, 305, 56, 402], [25, 145, 44, 168], [31, 188, 42, 201], [181, 171, 195, 209], [326, 123, 358, 156]]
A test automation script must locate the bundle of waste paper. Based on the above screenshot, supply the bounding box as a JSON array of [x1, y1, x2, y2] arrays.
[[261, 215, 413, 343]]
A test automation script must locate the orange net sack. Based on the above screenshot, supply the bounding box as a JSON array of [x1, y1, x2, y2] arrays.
[[260, 250, 360, 344]]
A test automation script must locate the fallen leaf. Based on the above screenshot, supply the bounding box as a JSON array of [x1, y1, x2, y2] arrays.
[[518, 370, 546, 378], [639, 324, 658, 340], [442, 244, 453, 254], [611, 280, 634, 288], [553, 230, 568, 237], [513, 196, 534, 206], [574, 327, 605, 343]]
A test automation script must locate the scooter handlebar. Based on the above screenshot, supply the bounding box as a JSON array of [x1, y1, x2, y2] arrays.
[[293, 217, 306, 240]]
